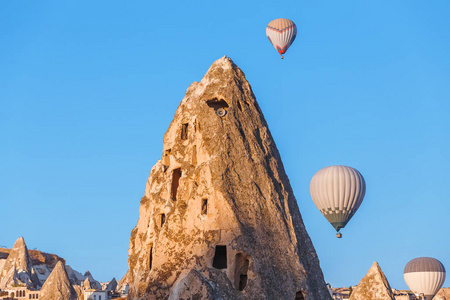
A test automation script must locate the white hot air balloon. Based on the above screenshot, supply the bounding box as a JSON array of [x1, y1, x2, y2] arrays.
[[404, 257, 446, 300], [310, 165, 366, 238], [266, 18, 297, 59]]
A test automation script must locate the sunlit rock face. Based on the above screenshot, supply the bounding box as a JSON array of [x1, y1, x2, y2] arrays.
[[350, 262, 395, 300], [127, 56, 331, 300], [39, 261, 77, 300], [0, 237, 39, 289], [434, 287, 450, 300]]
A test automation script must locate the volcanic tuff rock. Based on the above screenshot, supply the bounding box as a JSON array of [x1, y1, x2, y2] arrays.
[[83, 270, 101, 289], [105, 277, 118, 291], [65, 265, 86, 285], [127, 56, 331, 299], [116, 270, 129, 294], [39, 261, 77, 300], [0, 247, 65, 267], [434, 287, 450, 300], [0, 237, 39, 288], [349, 262, 394, 300]]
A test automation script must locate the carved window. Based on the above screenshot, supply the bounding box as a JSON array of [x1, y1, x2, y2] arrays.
[[171, 168, 182, 201], [234, 253, 249, 291], [160, 213, 166, 227], [163, 149, 171, 170], [201, 199, 208, 215], [212, 245, 227, 269], [149, 246, 153, 270], [181, 123, 188, 140]]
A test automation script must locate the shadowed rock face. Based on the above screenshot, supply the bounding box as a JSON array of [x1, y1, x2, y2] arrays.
[[39, 261, 77, 300], [350, 262, 394, 300], [127, 56, 331, 300]]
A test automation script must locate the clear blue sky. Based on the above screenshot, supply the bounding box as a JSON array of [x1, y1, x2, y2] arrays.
[[1, 0, 449, 289]]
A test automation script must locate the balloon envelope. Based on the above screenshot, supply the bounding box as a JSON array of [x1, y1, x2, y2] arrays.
[[266, 18, 297, 57], [310, 165, 366, 232], [404, 257, 446, 300]]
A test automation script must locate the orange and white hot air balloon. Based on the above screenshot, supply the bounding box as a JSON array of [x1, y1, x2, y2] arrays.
[[266, 18, 297, 59]]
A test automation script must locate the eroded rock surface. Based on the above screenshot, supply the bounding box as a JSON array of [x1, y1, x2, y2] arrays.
[[39, 261, 77, 300], [434, 287, 450, 300], [349, 262, 394, 300], [127, 57, 330, 300], [0, 237, 39, 288]]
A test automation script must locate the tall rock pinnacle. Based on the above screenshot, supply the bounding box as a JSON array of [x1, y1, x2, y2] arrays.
[[0, 237, 39, 289], [39, 261, 77, 300], [349, 261, 395, 300], [127, 56, 331, 299]]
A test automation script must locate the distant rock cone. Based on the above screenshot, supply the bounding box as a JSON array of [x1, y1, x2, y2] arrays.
[[127, 56, 331, 300], [349, 262, 395, 300], [83, 270, 101, 289], [65, 265, 85, 285], [0, 237, 39, 288], [39, 261, 77, 300], [106, 277, 118, 291], [83, 277, 92, 289]]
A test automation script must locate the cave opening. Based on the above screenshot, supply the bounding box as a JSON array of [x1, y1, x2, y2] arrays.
[[149, 246, 153, 270], [201, 199, 208, 215], [295, 291, 305, 300], [234, 253, 249, 291], [171, 168, 182, 201], [181, 123, 188, 140], [212, 245, 227, 269]]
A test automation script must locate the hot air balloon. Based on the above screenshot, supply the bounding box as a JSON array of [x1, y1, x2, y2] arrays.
[[310, 165, 366, 238], [266, 18, 297, 59], [404, 257, 446, 300]]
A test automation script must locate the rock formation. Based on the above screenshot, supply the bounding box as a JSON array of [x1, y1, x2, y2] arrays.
[[349, 262, 394, 300], [83, 270, 101, 289], [83, 277, 92, 289], [0, 237, 39, 288], [39, 261, 77, 300], [1, 245, 64, 272], [0, 237, 99, 292], [434, 287, 450, 300], [127, 56, 331, 299], [116, 270, 129, 294], [105, 277, 118, 291], [65, 265, 86, 285]]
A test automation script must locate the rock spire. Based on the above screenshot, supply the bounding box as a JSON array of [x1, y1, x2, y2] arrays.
[[0, 237, 39, 288], [349, 261, 395, 300], [127, 57, 331, 299], [39, 261, 77, 300]]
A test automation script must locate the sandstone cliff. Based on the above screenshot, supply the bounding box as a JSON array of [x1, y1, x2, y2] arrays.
[[39, 261, 77, 300], [349, 261, 394, 300], [127, 56, 331, 300]]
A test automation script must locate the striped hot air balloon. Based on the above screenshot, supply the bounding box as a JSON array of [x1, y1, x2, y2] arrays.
[[266, 18, 297, 59], [404, 257, 446, 300], [310, 165, 366, 238]]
